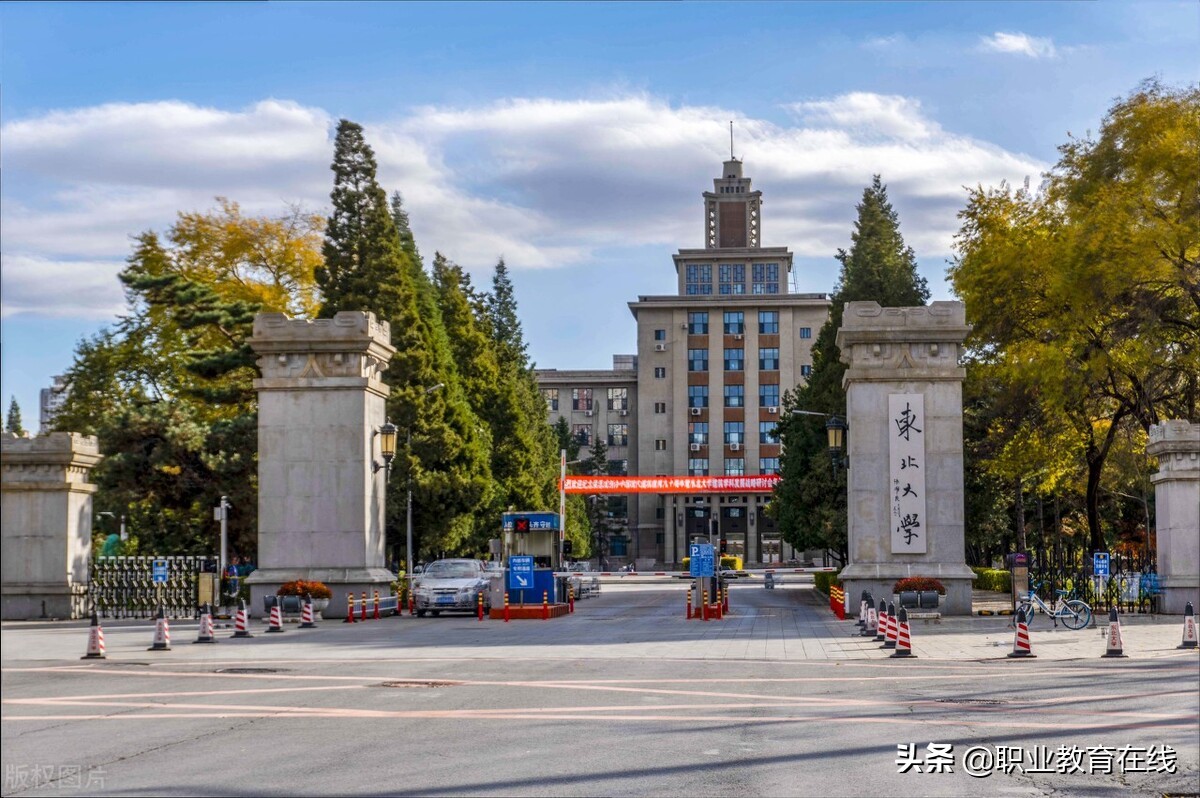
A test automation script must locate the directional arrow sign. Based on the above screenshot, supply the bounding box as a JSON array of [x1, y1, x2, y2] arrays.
[[508, 555, 535, 590]]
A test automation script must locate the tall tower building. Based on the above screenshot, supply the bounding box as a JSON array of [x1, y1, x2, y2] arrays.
[[538, 156, 830, 567]]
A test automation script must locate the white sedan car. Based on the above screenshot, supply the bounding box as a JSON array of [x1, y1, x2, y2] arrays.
[[412, 559, 491, 617]]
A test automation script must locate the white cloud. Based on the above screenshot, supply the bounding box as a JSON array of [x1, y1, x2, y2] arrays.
[[0, 254, 125, 319], [1, 93, 1047, 318], [979, 32, 1057, 59]]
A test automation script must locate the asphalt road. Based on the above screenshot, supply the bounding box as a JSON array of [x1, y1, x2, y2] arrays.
[[2, 580, 1197, 797]]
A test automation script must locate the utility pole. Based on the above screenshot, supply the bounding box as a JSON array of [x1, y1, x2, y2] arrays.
[[214, 496, 230, 582]]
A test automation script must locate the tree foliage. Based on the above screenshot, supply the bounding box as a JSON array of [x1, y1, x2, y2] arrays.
[[5, 397, 25, 435]]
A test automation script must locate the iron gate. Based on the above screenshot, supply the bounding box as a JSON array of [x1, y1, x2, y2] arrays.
[[87, 556, 211, 619], [1026, 546, 1160, 614]]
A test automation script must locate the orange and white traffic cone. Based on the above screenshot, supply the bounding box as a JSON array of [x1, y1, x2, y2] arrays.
[[265, 601, 285, 633], [890, 607, 916, 658], [1008, 607, 1036, 658], [874, 599, 887, 642], [881, 601, 898, 649], [1178, 602, 1198, 650], [299, 596, 317, 629], [1101, 608, 1127, 658], [82, 612, 106, 659], [233, 600, 253, 638], [857, 591, 868, 631], [863, 596, 877, 638], [148, 605, 171, 651], [193, 603, 217, 644]]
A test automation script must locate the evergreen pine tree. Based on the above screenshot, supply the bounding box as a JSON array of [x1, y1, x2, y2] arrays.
[[5, 397, 25, 435], [488, 259, 529, 369], [390, 191, 423, 269], [771, 176, 930, 560]]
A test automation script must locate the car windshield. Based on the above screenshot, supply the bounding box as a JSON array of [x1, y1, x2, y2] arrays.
[[423, 562, 479, 579]]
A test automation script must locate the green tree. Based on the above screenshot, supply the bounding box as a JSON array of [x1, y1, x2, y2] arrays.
[[5, 397, 25, 435], [390, 191, 423, 269], [770, 176, 930, 560], [950, 80, 1200, 550], [488, 259, 529, 369], [585, 434, 610, 562]]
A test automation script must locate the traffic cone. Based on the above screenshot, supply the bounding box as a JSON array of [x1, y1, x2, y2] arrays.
[[193, 604, 217, 644], [881, 601, 898, 649], [874, 599, 887, 642], [299, 595, 317, 629], [1008, 606, 1036, 658], [857, 591, 868, 629], [1101, 608, 1127, 658], [81, 613, 106, 659], [148, 605, 171, 651], [1178, 602, 1198, 649], [265, 600, 285, 633], [859, 592, 875, 637], [891, 607, 916, 658], [233, 600, 253, 638]]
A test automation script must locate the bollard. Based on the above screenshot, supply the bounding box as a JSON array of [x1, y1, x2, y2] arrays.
[[360, 591, 368, 622], [873, 597, 892, 643], [686, 590, 692, 620], [881, 601, 898, 649], [569, 585, 575, 614], [542, 590, 549, 620], [1008, 606, 1036, 658], [890, 607, 916, 658], [299, 595, 317, 629], [408, 592, 415, 616], [1178, 602, 1198, 650], [265, 600, 285, 633], [194, 603, 217, 644], [344, 593, 356, 624], [478, 591, 484, 622], [702, 589, 709, 621], [723, 585, 730, 614], [1101, 608, 1127, 658], [148, 605, 171, 651], [373, 590, 381, 620], [504, 592, 510, 623], [82, 612, 106, 659], [233, 599, 254, 637]]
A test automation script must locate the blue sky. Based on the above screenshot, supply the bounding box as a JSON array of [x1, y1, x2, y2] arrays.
[[2, 2, 1196, 429]]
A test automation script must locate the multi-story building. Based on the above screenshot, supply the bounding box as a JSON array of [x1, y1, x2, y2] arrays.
[[537, 158, 830, 567], [39, 374, 71, 434]]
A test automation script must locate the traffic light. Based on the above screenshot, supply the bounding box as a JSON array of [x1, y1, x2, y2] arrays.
[[710, 517, 719, 537], [514, 517, 531, 533], [720, 539, 728, 554], [563, 540, 573, 556]]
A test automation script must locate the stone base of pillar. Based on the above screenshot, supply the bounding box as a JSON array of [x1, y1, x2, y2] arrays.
[[840, 563, 976, 616], [247, 568, 395, 620], [1, 583, 85, 620], [1161, 576, 1200, 615]]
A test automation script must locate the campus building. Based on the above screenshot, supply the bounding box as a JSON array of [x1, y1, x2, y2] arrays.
[[536, 158, 830, 567]]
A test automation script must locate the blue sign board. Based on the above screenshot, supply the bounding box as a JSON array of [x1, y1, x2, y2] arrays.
[[152, 559, 169, 584], [502, 512, 560, 532], [689, 543, 715, 578], [508, 555, 535, 590], [1093, 552, 1110, 577]]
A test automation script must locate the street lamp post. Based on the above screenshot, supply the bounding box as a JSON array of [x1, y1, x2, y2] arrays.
[[395, 384, 443, 579], [791, 409, 848, 475]]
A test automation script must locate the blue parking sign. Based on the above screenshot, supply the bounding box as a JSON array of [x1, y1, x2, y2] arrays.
[[1093, 552, 1110, 577], [508, 555, 535, 590], [152, 559, 169, 584], [689, 544, 715, 577]]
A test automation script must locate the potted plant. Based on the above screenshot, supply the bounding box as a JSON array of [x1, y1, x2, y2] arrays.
[[277, 580, 333, 616], [892, 577, 946, 609]]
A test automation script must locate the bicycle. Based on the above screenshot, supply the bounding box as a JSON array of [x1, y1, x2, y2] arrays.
[[1014, 584, 1092, 630]]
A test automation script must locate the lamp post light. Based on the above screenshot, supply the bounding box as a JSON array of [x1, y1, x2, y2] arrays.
[[393, 384, 444, 580], [791, 409, 848, 476]]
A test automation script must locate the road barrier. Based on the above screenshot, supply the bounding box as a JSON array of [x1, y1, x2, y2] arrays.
[[891, 607, 915, 658], [702, 589, 709, 621], [542, 591, 549, 621], [148, 606, 171, 652], [568, 585, 575, 614], [194, 604, 217, 644], [373, 590, 381, 620], [1008, 607, 1036, 658], [686, 590, 692, 620], [82, 613, 106, 659], [360, 592, 368, 622], [233, 600, 253, 638], [344, 594, 355, 624], [504, 592, 510, 622], [1179, 602, 1197, 650], [477, 592, 485, 621], [1101, 608, 1127, 658]]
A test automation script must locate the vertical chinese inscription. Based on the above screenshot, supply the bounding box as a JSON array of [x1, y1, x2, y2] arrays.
[[889, 393, 927, 554]]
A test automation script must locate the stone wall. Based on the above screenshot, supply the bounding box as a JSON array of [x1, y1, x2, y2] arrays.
[[1147, 420, 1199, 614]]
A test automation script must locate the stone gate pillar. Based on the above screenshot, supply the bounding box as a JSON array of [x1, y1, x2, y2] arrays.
[[1, 432, 103, 619], [1146, 420, 1199, 614], [246, 311, 397, 618], [836, 301, 975, 615]]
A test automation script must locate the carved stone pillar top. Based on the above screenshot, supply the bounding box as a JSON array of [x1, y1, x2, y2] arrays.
[[1147, 421, 1200, 466], [836, 301, 970, 385], [1, 432, 103, 488], [249, 311, 396, 398]]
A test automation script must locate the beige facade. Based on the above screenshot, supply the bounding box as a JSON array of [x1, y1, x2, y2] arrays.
[[536, 158, 830, 567]]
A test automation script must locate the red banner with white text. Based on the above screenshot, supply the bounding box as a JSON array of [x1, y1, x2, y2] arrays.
[[559, 475, 781, 494]]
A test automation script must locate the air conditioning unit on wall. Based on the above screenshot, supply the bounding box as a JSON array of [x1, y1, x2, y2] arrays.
[[690, 407, 702, 416], [620, 409, 628, 417], [730, 443, 742, 452], [585, 410, 594, 417], [768, 406, 778, 414], [733, 333, 744, 340], [689, 443, 701, 452], [655, 344, 667, 352]]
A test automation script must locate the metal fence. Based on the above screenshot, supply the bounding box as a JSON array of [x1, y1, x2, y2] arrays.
[[87, 556, 212, 619], [1026, 547, 1160, 614]]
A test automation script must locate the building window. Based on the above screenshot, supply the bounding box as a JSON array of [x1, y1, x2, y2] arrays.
[[655, 507, 665, 520], [572, 388, 593, 412], [759, 347, 780, 371], [760, 457, 780, 475], [718, 264, 745, 295], [688, 348, 709, 372], [572, 424, 591, 445], [760, 383, 780, 407], [758, 311, 779, 334], [725, 458, 745, 476], [607, 387, 628, 411], [688, 385, 709, 408], [724, 421, 745, 445], [654, 367, 666, 379], [724, 384, 744, 408], [801, 364, 812, 377], [688, 422, 708, 445], [799, 327, 812, 339], [654, 329, 666, 341], [654, 402, 666, 414], [607, 424, 629, 447], [760, 420, 779, 444], [685, 263, 712, 295], [655, 439, 667, 451], [607, 459, 628, 476], [542, 388, 559, 412], [687, 312, 709, 335], [723, 348, 744, 371], [752, 263, 779, 294], [723, 311, 744, 335], [688, 458, 709, 477]]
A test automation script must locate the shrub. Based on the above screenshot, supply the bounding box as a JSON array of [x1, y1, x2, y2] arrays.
[[892, 576, 945, 595], [813, 571, 842, 596], [277, 579, 332, 600], [971, 567, 1011, 592]]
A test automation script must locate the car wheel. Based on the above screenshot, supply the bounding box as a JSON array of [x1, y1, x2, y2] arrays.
[[430, 610, 441, 617], [416, 609, 426, 618]]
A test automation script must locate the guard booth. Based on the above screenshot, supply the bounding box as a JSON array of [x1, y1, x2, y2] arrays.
[[499, 511, 566, 606]]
